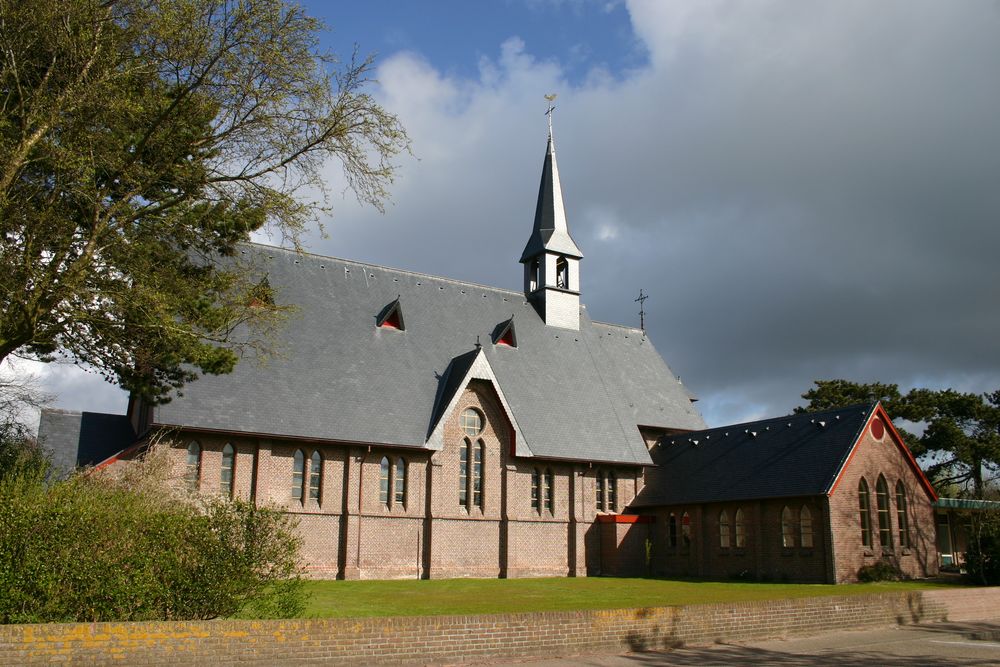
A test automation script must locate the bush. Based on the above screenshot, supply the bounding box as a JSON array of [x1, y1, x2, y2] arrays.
[[965, 512, 1000, 585], [0, 446, 303, 623], [857, 559, 902, 582]]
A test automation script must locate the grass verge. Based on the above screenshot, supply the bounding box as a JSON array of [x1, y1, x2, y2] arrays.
[[297, 577, 963, 618]]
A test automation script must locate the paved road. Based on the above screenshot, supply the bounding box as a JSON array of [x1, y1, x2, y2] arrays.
[[489, 621, 1000, 666]]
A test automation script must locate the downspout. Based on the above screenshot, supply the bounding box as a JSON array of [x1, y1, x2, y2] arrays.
[[356, 445, 371, 574]]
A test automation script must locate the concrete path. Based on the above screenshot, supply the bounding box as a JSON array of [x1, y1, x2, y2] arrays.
[[489, 621, 1000, 666]]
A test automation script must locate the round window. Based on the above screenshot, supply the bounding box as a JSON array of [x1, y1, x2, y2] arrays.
[[460, 408, 483, 437], [870, 417, 885, 440]]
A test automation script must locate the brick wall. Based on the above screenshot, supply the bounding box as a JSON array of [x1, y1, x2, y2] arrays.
[[152, 381, 642, 581], [6, 588, 998, 666], [827, 415, 938, 582]]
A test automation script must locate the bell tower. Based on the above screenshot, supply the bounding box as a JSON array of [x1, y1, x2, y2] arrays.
[[519, 97, 583, 330]]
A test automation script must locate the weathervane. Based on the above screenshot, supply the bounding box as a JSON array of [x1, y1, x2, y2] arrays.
[[635, 289, 648, 332], [544, 93, 557, 133]]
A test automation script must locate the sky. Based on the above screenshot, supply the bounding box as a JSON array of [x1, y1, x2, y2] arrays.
[[13, 0, 1000, 431]]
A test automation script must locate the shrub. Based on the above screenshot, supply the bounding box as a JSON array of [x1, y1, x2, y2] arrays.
[[0, 445, 303, 623], [965, 511, 1000, 585], [857, 559, 902, 582]]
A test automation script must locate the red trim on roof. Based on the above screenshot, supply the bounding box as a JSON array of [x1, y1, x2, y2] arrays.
[[827, 403, 937, 501], [878, 403, 938, 501], [597, 514, 653, 524], [89, 439, 148, 473]]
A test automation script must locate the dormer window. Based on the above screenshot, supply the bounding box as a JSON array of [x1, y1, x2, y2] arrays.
[[556, 257, 568, 289], [377, 297, 404, 330], [493, 318, 517, 348]]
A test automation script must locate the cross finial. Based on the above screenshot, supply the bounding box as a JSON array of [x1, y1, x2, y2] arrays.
[[635, 289, 649, 332], [544, 93, 557, 135]]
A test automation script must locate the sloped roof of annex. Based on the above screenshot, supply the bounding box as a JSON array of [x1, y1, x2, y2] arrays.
[[630, 402, 936, 507]]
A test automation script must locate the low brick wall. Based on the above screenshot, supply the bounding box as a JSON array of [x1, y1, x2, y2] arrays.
[[2, 588, 997, 666]]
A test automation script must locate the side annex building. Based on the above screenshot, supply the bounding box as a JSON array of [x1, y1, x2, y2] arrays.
[[39, 125, 939, 583]]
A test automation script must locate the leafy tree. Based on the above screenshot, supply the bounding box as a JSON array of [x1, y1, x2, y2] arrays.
[[0, 0, 409, 402], [799, 380, 1000, 496]]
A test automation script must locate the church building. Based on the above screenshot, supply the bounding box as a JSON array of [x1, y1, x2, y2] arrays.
[[38, 121, 939, 583]]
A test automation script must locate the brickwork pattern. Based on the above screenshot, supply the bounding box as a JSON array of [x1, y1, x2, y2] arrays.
[[7, 588, 999, 666], [828, 420, 938, 582]]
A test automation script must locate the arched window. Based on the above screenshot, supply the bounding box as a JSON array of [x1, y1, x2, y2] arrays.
[[459, 440, 469, 507], [896, 481, 910, 548], [719, 510, 731, 549], [800, 505, 814, 548], [859, 478, 873, 547], [380, 456, 390, 506], [596, 472, 605, 512], [309, 451, 322, 503], [668, 513, 678, 548], [459, 438, 483, 511], [292, 449, 305, 502], [876, 475, 893, 549], [544, 469, 554, 513], [395, 458, 407, 506], [556, 256, 569, 288], [220, 443, 235, 498], [681, 512, 691, 547], [607, 471, 617, 513], [781, 506, 795, 548], [185, 441, 201, 490], [734, 508, 746, 548], [530, 258, 540, 292], [531, 468, 541, 512], [473, 440, 484, 509]]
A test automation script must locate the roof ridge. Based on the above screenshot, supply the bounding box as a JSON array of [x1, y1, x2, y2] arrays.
[[245, 242, 526, 298], [686, 402, 874, 435], [591, 320, 646, 333]]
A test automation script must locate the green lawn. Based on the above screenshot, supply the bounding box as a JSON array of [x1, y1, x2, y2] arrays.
[[297, 577, 962, 618]]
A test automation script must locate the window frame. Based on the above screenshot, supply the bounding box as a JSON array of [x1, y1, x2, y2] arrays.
[[607, 471, 617, 513], [459, 439, 469, 508], [876, 474, 893, 550], [460, 408, 483, 437], [859, 477, 873, 548], [220, 443, 235, 498], [380, 456, 391, 507], [309, 451, 322, 503], [292, 449, 305, 503], [668, 512, 678, 548], [394, 457, 407, 507], [719, 509, 731, 549], [472, 440, 484, 510], [800, 505, 814, 549], [896, 480, 910, 549], [734, 508, 746, 548], [781, 505, 795, 548], [544, 468, 554, 514], [185, 441, 202, 491]]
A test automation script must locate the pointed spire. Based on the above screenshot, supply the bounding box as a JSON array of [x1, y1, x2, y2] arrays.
[[519, 98, 583, 263]]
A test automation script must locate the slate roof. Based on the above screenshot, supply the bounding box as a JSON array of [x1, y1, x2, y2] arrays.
[[37, 409, 137, 475], [519, 132, 583, 262], [630, 404, 877, 507], [152, 244, 706, 465]]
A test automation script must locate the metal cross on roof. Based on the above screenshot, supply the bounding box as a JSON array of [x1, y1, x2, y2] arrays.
[[544, 93, 557, 133], [635, 288, 648, 332]]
